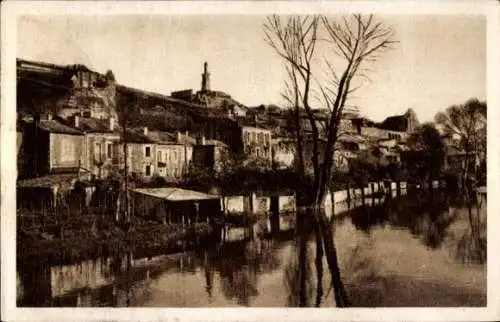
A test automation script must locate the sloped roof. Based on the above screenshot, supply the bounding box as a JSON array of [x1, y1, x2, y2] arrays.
[[38, 119, 83, 135], [176, 133, 197, 145], [446, 145, 467, 156], [133, 187, 220, 201], [145, 131, 198, 146], [380, 115, 408, 132], [124, 129, 155, 143], [146, 131, 178, 144], [75, 118, 117, 133], [203, 139, 228, 147], [17, 173, 80, 189], [338, 134, 367, 143]]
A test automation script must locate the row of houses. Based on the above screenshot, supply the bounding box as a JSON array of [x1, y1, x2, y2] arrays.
[[17, 114, 228, 181]]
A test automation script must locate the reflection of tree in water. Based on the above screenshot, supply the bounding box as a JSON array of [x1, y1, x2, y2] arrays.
[[349, 200, 390, 233], [354, 192, 460, 249], [210, 238, 283, 306], [282, 239, 315, 307], [371, 190, 486, 264], [280, 225, 382, 307], [420, 201, 457, 249], [454, 190, 486, 264]]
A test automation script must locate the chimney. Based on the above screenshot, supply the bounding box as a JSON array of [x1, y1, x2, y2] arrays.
[[73, 114, 80, 128], [46, 112, 52, 121], [197, 135, 206, 146], [108, 117, 115, 131], [143, 127, 148, 136], [185, 130, 189, 137], [177, 131, 182, 142]]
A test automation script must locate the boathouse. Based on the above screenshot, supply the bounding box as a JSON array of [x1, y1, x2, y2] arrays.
[[131, 188, 222, 225]]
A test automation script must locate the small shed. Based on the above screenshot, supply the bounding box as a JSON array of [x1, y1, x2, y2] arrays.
[[17, 174, 80, 210], [132, 187, 222, 225]]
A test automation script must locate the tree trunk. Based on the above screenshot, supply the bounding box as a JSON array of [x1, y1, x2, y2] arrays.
[[270, 195, 280, 235], [296, 210, 311, 307], [314, 222, 324, 307]]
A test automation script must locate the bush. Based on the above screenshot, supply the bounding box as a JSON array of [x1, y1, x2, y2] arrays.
[[443, 169, 461, 192]]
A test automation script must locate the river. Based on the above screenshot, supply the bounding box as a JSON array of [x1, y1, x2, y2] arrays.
[[17, 190, 486, 307]]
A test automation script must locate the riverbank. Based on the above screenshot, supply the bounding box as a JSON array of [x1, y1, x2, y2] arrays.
[[17, 214, 214, 264]]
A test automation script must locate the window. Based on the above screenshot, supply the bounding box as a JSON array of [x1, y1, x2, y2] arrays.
[[145, 146, 151, 157], [107, 143, 112, 158], [158, 150, 162, 162], [95, 142, 102, 163], [145, 165, 152, 176]]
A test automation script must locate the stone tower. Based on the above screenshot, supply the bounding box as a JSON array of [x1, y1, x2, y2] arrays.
[[201, 62, 210, 92]]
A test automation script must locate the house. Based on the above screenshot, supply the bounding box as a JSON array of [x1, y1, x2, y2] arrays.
[[146, 131, 194, 180], [271, 138, 296, 169], [120, 127, 157, 179], [444, 145, 478, 173], [379, 108, 419, 133], [270, 133, 367, 172], [241, 126, 272, 162], [192, 136, 230, 173], [18, 114, 85, 178], [66, 115, 121, 179]]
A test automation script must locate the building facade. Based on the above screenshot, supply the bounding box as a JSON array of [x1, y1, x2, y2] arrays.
[[18, 116, 85, 178], [147, 131, 193, 180], [118, 127, 157, 179], [192, 136, 229, 173], [242, 126, 272, 162]]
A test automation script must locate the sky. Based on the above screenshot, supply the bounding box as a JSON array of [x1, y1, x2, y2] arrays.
[[17, 14, 486, 123]]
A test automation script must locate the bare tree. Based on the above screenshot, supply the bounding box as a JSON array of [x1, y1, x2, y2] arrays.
[[264, 14, 395, 307]]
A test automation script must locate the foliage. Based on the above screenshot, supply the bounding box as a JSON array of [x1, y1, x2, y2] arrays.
[[405, 123, 446, 182], [18, 214, 213, 265], [434, 98, 486, 178], [345, 147, 408, 187]]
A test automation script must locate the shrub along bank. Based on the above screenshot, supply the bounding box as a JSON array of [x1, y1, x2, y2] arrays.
[[17, 213, 213, 265]]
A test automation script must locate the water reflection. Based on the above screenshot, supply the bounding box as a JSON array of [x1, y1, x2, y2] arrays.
[[17, 190, 486, 307]]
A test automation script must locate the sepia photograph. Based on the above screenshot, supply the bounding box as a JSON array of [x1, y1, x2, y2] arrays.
[[2, 1, 499, 321]]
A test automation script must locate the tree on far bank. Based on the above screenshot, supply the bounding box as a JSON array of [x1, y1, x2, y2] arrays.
[[406, 123, 446, 187], [264, 14, 396, 307], [434, 98, 486, 183]]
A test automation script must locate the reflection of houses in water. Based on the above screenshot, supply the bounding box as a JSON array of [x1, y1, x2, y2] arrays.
[[50, 258, 115, 298], [17, 250, 206, 307]]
